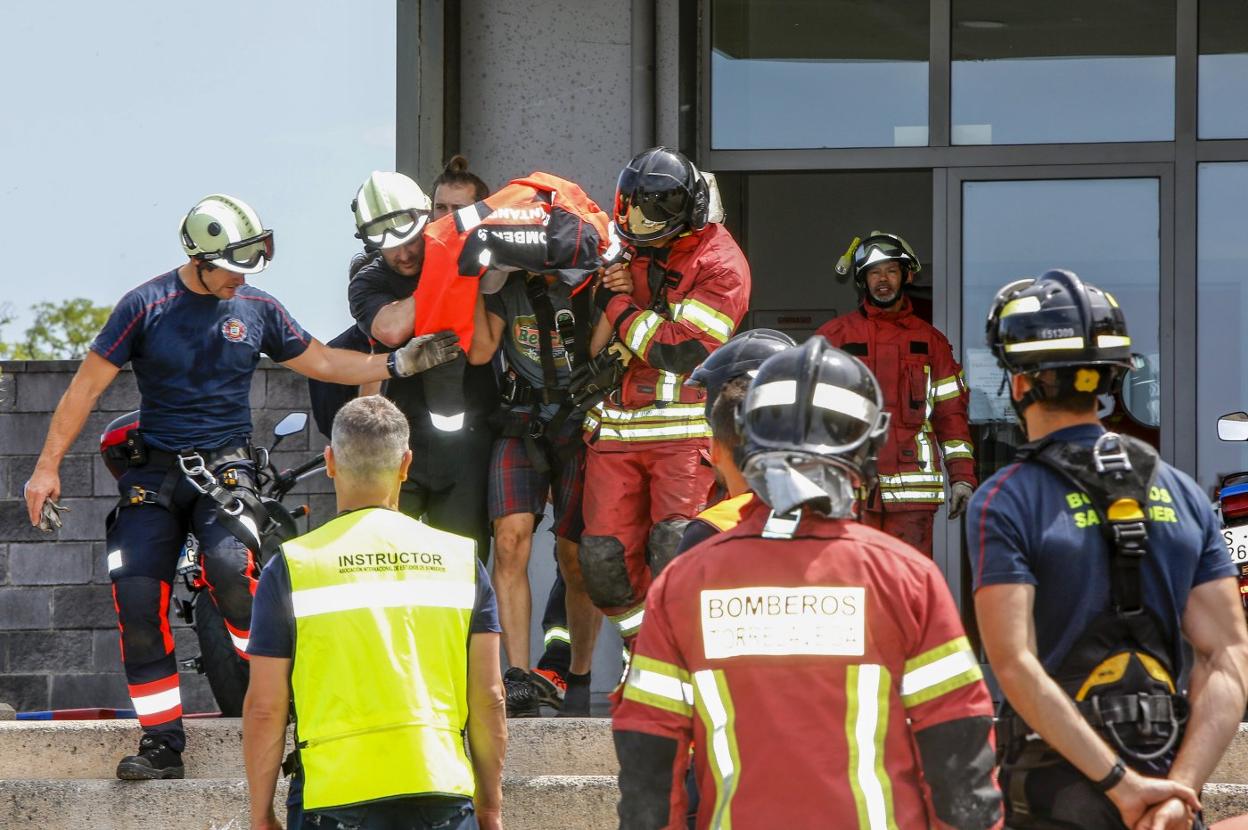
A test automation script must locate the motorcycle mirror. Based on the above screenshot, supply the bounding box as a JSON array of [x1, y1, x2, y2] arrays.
[[272, 412, 309, 449], [1217, 412, 1248, 442]]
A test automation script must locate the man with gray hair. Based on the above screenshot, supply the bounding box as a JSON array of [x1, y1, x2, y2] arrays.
[[243, 395, 506, 830]]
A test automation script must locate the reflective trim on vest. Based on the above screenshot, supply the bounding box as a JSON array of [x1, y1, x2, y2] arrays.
[[623, 654, 694, 717], [656, 370, 681, 402], [846, 664, 898, 830], [922, 364, 933, 422], [543, 626, 571, 647], [915, 429, 935, 473], [596, 422, 713, 442], [931, 374, 963, 403], [595, 402, 707, 423], [880, 489, 945, 504], [694, 669, 741, 829], [624, 310, 663, 354], [292, 579, 476, 619], [697, 493, 755, 534], [610, 603, 646, 638], [900, 636, 983, 708], [590, 402, 710, 442], [285, 509, 477, 810], [673, 298, 733, 344], [879, 472, 944, 487], [941, 440, 974, 461]]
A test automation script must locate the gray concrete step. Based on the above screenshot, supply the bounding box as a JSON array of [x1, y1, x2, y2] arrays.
[[1204, 783, 1248, 824], [0, 775, 619, 830], [1211, 724, 1248, 788], [0, 717, 618, 780]]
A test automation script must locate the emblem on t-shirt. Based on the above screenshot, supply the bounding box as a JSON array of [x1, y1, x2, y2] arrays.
[[512, 314, 566, 364], [221, 318, 247, 342]]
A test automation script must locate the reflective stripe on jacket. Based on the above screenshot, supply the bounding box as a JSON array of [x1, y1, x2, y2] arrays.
[[817, 297, 976, 510], [284, 508, 477, 810], [613, 500, 994, 828], [590, 223, 751, 448]]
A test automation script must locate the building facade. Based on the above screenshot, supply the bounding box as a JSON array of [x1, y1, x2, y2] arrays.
[[403, 0, 1248, 604]]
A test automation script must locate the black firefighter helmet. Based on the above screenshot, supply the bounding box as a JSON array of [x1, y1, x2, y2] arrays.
[[686, 328, 797, 418], [986, 268, 1133, 409], [737, 337, 890, 515], [613, 147, 710, 245]]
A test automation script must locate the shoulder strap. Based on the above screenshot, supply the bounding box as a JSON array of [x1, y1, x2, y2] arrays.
[[525, 274, 563, 405], [1017, 433, 1160, 615]]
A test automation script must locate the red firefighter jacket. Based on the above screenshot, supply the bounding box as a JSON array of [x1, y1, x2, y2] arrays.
[[816, 298, 976, 511], [613, 499, 995, 829], [415, 172, 615, 347], [586, 223, 751, 449]]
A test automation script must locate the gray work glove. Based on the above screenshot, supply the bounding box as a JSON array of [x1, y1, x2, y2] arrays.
[[38, 498, 69, 532], [388, 330, 462, 378], [947, 481, 975, 520]]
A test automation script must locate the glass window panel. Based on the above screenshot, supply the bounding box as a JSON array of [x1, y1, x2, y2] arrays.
[[1197, 163, 1248, 492], [952, 2, 1175, 145], [711, 0, 928, 150], [961, 179, 1161, 480], [1199, 0, 1248, 139]]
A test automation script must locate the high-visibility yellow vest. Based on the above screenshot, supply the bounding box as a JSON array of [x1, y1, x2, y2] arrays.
[[696, 492, 755, 534], [283, 507, 478, 810]]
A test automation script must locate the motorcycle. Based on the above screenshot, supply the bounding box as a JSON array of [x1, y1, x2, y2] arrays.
[[100, 411, 325, 715], [1215, 412, 1248, 611]]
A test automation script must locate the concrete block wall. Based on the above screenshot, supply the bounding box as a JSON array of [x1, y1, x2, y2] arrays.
[[0, 359, 622, 712], [0, 359, 333, 714]]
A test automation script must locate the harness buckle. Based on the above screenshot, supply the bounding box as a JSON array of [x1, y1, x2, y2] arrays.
[[528, 419, 545, 439], [126, 486, 159, 506], [1093, 432, 1133, 474], [177, 452, 214, 494], [1110, 521, 1148, 555]]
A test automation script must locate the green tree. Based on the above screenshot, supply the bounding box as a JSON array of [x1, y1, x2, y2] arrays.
[[0, 298, 114, 360]]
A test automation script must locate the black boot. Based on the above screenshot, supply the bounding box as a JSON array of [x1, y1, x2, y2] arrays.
[[504, 667, 540, 718], [116, 735, 185, 780]]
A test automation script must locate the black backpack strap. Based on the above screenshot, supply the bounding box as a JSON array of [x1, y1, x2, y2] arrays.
[[525, 274, 563, 406], [1017, 433, 1160, 615]]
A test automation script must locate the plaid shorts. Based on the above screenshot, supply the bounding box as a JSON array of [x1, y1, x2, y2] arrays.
[[488, 419, 586, 542]]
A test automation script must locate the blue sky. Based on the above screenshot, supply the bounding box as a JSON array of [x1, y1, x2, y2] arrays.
[[0, 1, 396, 344]]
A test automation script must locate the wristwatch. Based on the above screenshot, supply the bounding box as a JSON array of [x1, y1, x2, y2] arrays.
[[1093, 757, 1127, 792]]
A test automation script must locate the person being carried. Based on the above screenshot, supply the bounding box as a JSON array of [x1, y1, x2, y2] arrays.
[[243, 395, 505, 830], [467, 255, 605, 717], [23, 194, 457, 780]]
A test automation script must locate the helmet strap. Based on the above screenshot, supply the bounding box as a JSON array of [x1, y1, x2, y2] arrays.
[[192, 259, 213, 293]]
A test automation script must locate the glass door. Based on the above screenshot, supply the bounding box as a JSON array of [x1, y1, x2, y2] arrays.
[[934, 165, 1172, 612]]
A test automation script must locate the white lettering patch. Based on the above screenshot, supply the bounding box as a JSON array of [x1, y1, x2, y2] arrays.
[[700, 586, 866, 658]]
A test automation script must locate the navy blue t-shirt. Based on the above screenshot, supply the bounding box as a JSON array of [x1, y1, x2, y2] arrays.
[[967, 424, 1236, 675], [90, 270, 310, 451]]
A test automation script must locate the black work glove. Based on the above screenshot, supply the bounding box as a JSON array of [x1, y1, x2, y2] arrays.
[[567, 341, 632, 410], [389, 330, 462, 377]]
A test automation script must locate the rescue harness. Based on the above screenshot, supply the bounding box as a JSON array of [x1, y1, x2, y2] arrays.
[[497, 274, 592, 473], [104, 428, 270, 557], [998, 431, 1188, 824]]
